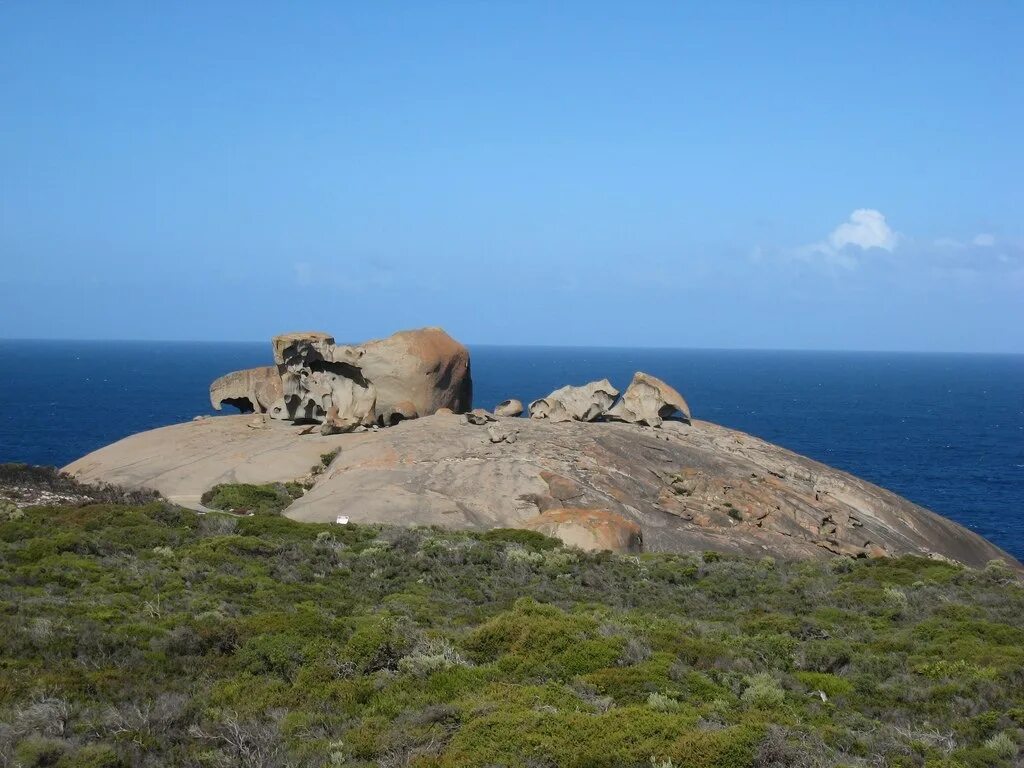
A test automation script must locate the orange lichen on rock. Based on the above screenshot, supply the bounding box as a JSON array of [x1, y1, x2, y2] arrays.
[[521, 507, 643, 554]]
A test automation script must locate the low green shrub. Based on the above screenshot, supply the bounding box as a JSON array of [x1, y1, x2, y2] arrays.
[[740, 673, 785, 709], [481, 528, 561, 550], [200, 483, 296, 515], [1, 498, 1022, 767]]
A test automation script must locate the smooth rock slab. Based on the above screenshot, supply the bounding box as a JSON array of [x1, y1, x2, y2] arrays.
[[63, 413, 1023, 571], [285, 416, 1019, 570], [63, 415, 342, 510]]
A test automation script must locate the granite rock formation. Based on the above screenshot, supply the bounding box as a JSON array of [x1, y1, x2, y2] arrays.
[[529, 379, 620, 422], [607, 372, 691, 427], [64, 412, 1022, 572], [211, 328, 471, 432], [71, 334, 1021, 570]]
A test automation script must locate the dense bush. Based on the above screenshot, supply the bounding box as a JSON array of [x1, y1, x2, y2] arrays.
[[0, 499, 1022, 766], [199, 483, 304, 516]]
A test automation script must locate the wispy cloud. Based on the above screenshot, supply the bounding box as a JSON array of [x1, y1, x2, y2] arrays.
[[762, 211, 1021, 277], [928, 234, 1023, 274]]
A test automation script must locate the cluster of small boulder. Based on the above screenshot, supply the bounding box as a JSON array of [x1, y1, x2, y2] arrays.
[[474, 372, 690, 429]]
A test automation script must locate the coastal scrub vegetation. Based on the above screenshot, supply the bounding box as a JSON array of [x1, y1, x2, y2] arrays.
[[0, 489, 1023, 766], [200, 483, 305, 516]]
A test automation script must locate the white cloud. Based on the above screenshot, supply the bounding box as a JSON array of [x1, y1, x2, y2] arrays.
[[789, 208, 899, 269], [828, 209, 898, 252], [972, 233, 995, 247]]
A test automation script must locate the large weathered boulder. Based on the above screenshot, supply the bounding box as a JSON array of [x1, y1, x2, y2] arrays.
[[213, 328, 472, 431], [529, 379, 619, 422], [522, 507, 643, 553], [356, 328, 472, 417], [606, 372, 691, 427], [209, 366, 283, 413]]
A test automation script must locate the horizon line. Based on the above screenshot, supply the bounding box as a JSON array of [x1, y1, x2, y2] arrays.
[[1, 336, 1021, 357]]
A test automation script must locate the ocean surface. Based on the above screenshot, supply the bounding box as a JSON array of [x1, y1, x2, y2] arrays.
[[1, 340, 1021, 561]]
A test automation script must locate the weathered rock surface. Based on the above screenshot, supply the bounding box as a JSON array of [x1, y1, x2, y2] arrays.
[[522, 507, 643, 553], [357, 328, 472, 417], [209, 366, 283, 413], [63, 413, 1023, 571], [494, 399, 524, 418], [213, 327, 471, 431], [63, 415, 341, 510], [607, 371, 691, 427], [529, 379, 619, 422], [487, 424, 518, 444]]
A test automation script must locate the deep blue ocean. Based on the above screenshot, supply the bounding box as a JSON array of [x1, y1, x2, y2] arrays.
[[1, 340, 1021, 561]]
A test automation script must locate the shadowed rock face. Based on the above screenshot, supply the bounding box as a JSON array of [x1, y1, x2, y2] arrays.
[[64, 413, 1022, 571], [270, 331, 373, 425]]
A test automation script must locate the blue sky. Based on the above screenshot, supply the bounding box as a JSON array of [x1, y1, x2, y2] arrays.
[[1, 3, 1021, 351]]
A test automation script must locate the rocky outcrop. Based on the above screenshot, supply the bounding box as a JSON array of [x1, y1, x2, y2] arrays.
[[209, 366, 283, 414], [522, 507, 643, 553], [211, 328, 471, 433], [494, 399, 524, 417], [67, 340, 1023, 571], [64, 413, 1022, 572], [529, 379, 619, 422], [607, 372, 691, 427]]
